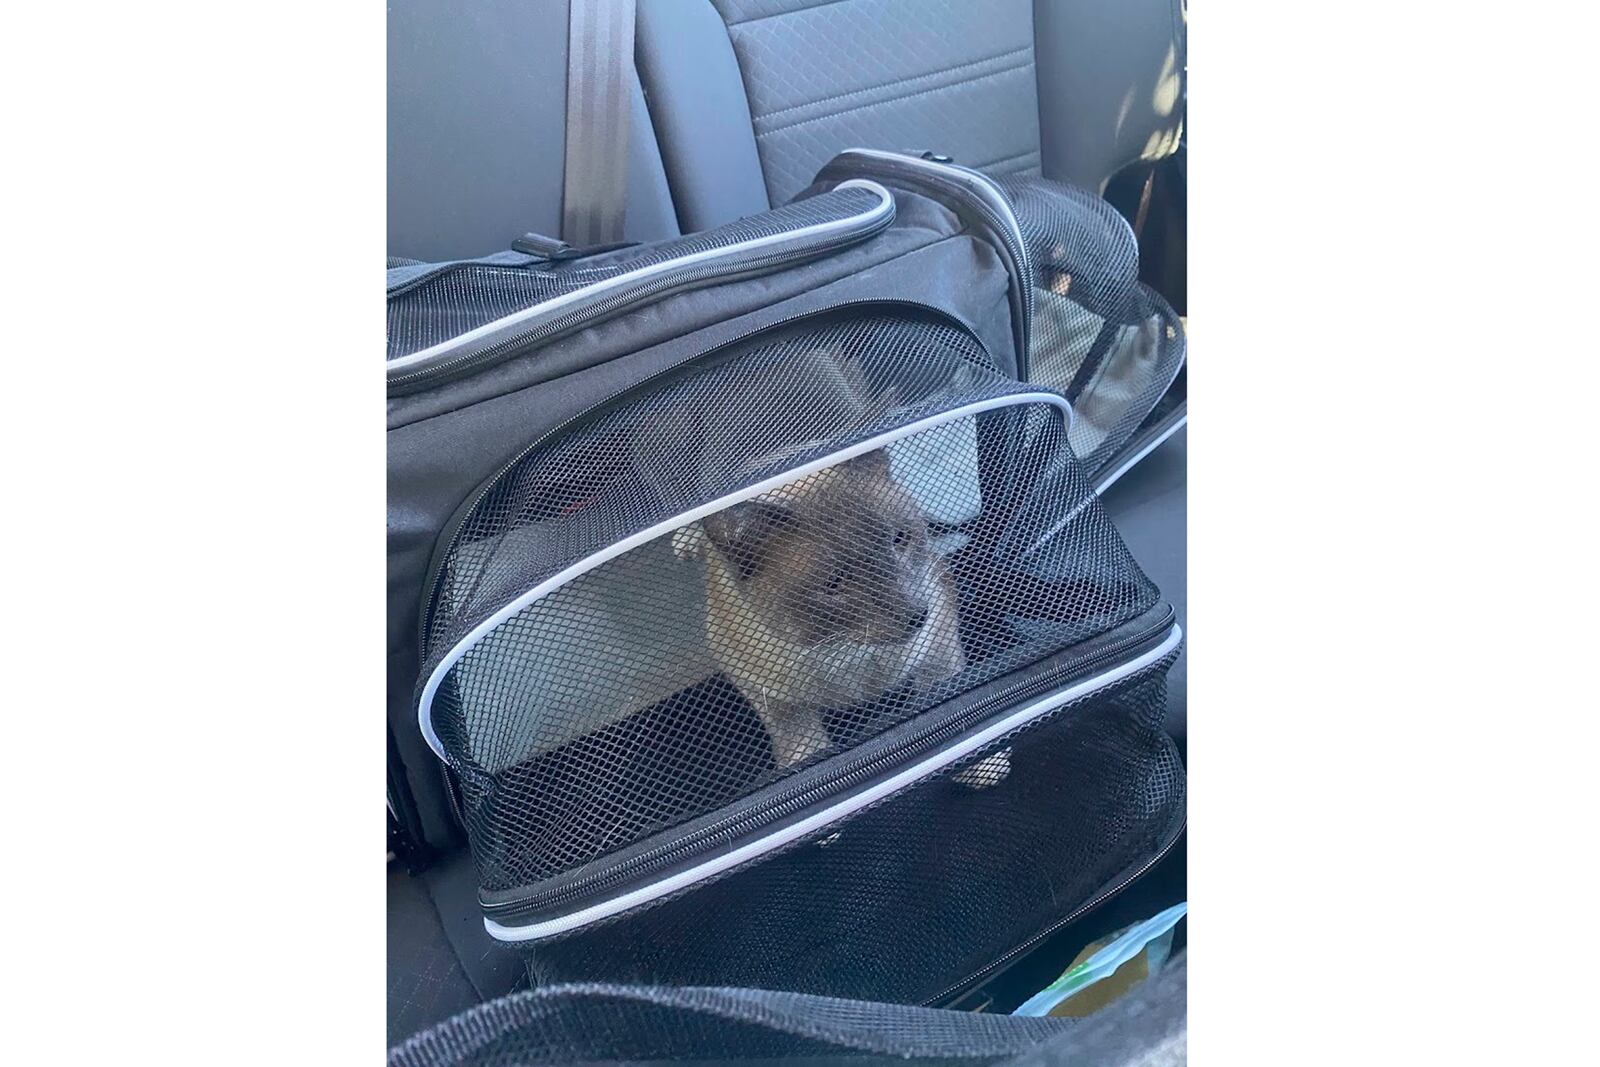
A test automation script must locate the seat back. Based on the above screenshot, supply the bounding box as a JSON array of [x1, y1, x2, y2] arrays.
[[388, 0, 1186, 252], [387, 0, 679, 261], [637, 0, 1184, 231]]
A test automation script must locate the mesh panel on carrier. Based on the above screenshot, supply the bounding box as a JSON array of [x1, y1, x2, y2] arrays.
[[415, 307, 1182, 1001], [524, 659, 1183, 1003], [420, 312, 1160, 895], [994, 176, 1186, 478]]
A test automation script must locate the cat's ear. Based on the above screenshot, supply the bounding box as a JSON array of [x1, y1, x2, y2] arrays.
[[701, 501, 793, 579]]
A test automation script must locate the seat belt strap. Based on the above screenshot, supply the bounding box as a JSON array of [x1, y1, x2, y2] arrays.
[[561, 0, 635, 246]]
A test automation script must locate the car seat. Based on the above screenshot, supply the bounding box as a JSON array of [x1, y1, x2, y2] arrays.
[[635, 0, 1185, 231]]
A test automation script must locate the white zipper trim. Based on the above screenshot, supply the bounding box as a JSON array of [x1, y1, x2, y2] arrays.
[[1093, 409, 1187, 495], [417, 390, 1074, 760], [387, 180, 895, 373], [483, 621, 1181, 942]]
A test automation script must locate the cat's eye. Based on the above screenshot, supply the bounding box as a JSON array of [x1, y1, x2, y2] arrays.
[[825, 566, 846, 594], [892, 528, 910, 549]]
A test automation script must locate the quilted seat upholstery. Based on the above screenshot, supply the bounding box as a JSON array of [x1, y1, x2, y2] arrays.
[[638, 0, 1185, 231], [711, 0, 1044, 205]]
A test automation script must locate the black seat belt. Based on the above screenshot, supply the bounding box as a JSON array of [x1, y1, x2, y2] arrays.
[[561, 0, 636, 246]]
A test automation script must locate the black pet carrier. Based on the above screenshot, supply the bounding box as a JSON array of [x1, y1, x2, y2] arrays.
[[387, 152, 1184, 1007]]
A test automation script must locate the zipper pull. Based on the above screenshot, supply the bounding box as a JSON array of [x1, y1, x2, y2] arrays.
[[511, 232, 640, 262], [510, 231, 571, 258]]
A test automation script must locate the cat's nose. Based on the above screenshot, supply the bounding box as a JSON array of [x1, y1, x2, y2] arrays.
[[903, 608, 930, 636]]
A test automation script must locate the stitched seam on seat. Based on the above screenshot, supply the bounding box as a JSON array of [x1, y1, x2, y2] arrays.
[[752, 44, 1034, 124], [722, 0, 859, 28], [756, 58, 1036, 138]]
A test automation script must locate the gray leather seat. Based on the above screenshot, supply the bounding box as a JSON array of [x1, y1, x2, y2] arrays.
[[388, 0, 1184, 255], [637, 0, 1185, 231], [387, 0, 681, 260]]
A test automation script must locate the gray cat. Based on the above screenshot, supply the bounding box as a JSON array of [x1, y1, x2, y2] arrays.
[[667, 350, 966, 767]]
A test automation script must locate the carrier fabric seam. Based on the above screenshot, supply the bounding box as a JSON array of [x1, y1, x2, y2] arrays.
[[755, 59, 1037, 138], [386, 228, 969, 433], [481, 623, 1182, 942], [416, 390, 1075, 760], [387, 182, 895, 373], [752, 45, 1034, 126]]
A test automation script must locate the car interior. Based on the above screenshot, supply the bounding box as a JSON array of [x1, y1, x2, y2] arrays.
[[388, 0, 1187, 1054]]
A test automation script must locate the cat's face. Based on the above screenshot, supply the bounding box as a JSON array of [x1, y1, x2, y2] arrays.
[[701, 449, 952, 648]]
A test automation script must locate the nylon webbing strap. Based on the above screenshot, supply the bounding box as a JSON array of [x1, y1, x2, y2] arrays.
[[561, 0, 635, 246]]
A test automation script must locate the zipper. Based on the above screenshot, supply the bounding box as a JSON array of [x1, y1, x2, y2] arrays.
[[480, 609, 1178, 936], [387, 181, 896, 391], [816, 150, 1035, 374], [415, 299, 996, 662], [440, 761, 468, 829], [920, 814, 1186, 1007]]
